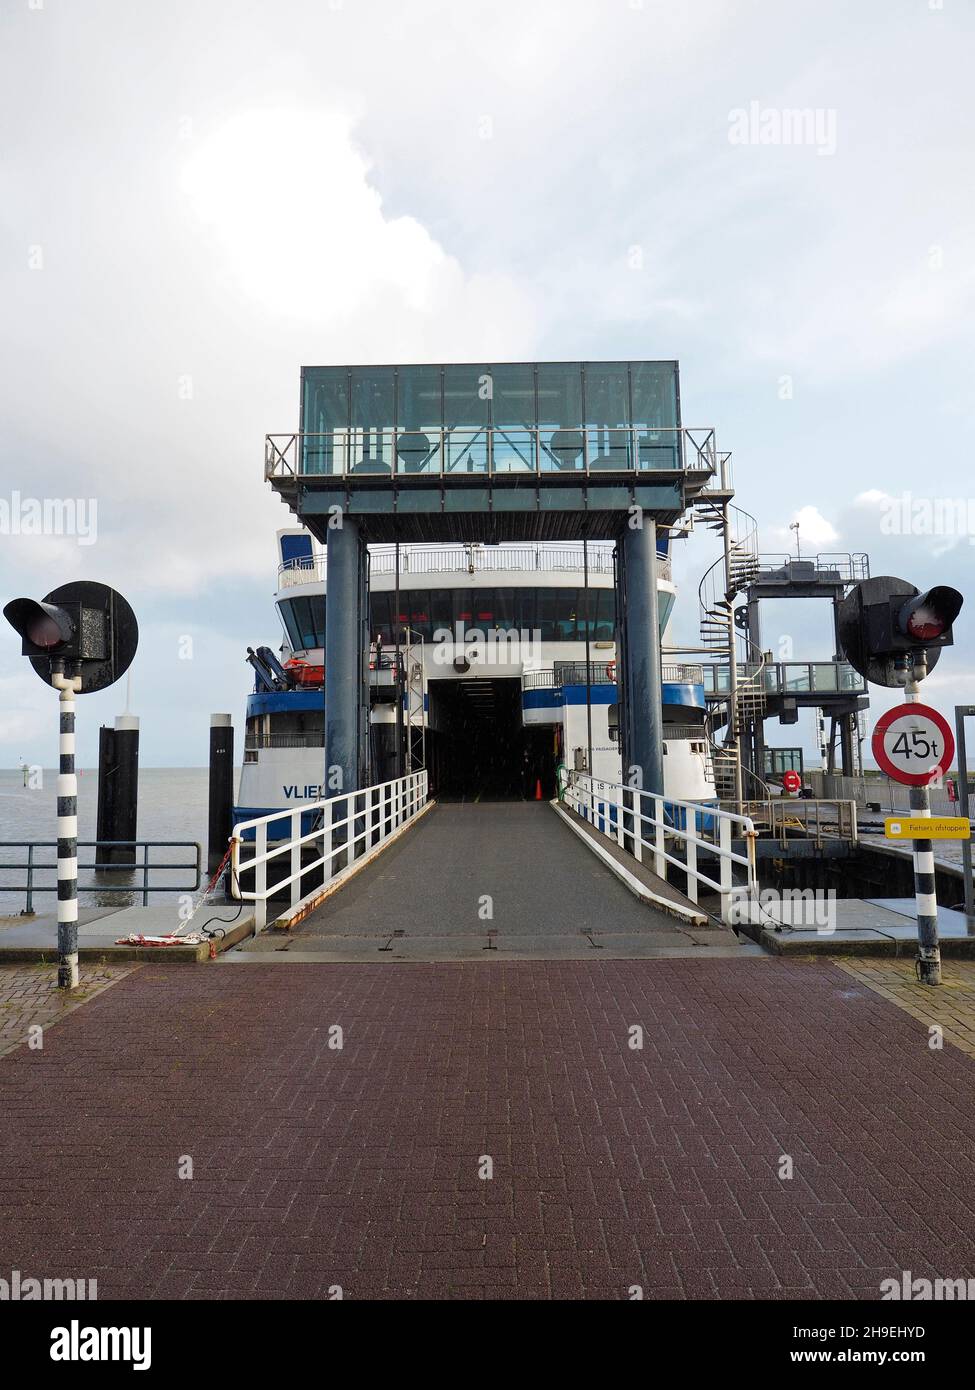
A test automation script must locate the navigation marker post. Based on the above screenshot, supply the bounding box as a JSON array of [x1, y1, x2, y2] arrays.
[[872, 678, 956, 986]]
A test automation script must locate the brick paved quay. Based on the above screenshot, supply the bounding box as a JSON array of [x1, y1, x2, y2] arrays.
[[0, 962, 134, 1058], [1, 958, 975, 1300]]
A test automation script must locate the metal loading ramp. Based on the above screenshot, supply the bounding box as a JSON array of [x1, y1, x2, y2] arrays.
[[229, 802, 759, 962]]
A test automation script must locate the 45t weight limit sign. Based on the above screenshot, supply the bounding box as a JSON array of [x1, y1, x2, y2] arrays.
[[871, 702, 955, 787]]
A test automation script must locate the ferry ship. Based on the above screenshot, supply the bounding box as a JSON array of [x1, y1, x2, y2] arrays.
[[235, 529, 715, 828]]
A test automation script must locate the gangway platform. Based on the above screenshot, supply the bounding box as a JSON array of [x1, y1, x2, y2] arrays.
[[225, 802, 759, 962]]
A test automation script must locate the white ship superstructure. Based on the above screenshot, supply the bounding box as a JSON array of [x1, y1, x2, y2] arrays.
[[236, 531, 715, 828]]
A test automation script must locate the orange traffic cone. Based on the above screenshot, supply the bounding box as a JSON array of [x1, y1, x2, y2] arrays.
[[535, 778, 543, 801]]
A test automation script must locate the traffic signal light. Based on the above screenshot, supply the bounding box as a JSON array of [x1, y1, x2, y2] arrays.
[[3, 581, 138, 692], [897, 586, 962, 644], [837, 576, 963, 687], [4, 598, 94, 660]]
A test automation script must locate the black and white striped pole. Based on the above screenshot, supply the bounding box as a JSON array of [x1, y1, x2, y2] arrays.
[[53, 668, 82, 989], [905, 655, 940, 987], [4, 582, 138, 990], [872, 656, 957, 987]]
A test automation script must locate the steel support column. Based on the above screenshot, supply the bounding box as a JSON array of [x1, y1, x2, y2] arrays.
[[840, 712, 855, 776], [620, 518, 665, 797], [325, 518, 367, 802]]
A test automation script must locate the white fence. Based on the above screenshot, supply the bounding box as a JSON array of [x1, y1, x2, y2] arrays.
[[563, 772, 757, 924], [232, 771, 429, 930]]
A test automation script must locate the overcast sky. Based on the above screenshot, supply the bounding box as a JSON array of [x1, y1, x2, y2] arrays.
[[1, 0, 973, 768]]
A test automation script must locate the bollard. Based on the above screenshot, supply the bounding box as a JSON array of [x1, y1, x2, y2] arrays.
[[208, 714, 234, 876], [96, 714, 139, 866]]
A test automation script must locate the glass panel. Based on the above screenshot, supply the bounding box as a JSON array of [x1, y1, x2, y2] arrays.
[[369, 591, 392, 644], [514, 587, 537, 634], [536, 590, 557, 641], [443, 364, 490, 428], [279, 600, 301, 651], [630, 362, 678, 430], [812, 664, 838, 692], [469, 589, 496, 636], [491, 428, 536, 473], [285, 596, 324, 649], [537, 364, 582, 471], [396, 365, 442, 432], [585, 427, 633, 470], [452, 589, 474, 631], [350, 368, 395, 429], [555, 589, 580, 641], [583, 362, 629, 428], [391, 593, 410, 635], [394, 430, 438, 475], [409, 591, 432, 641], [301, 368, 348, 474], [445, 427, 488, 474], [488, 363, 535, 429], [536, 363, 583, 427], [349, 428, 393, 474], [593, 588, 615, 640], [492, 587, 516, 632], [302, 368, 349, 432]]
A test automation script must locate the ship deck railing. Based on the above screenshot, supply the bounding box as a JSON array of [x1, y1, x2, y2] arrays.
[[522, 661, 705, 691], [277, 543, 673, 588]]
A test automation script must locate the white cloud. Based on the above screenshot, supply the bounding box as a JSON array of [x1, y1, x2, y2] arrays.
[[767, 505, 839, 552]]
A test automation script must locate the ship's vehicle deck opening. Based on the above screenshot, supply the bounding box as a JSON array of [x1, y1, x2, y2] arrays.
[[427, 677, 556, 801]]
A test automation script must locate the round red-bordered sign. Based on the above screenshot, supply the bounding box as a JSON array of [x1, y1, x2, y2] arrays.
[[782, 770, 802, 793], [871, 702, 955, 786]]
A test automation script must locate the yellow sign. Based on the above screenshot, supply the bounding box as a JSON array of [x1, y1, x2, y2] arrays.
[[885, 817, 971, 840]]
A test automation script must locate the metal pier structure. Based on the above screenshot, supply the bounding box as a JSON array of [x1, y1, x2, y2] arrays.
[[265, 361, 725, 807]]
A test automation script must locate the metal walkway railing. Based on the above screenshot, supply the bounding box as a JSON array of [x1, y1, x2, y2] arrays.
[[563, 773, 757, 923], [232, 772, 429, 930], [0, 841, 201, 914]]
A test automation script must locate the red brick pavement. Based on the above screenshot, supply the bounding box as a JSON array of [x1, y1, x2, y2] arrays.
[[1, 959, 974, 1301]]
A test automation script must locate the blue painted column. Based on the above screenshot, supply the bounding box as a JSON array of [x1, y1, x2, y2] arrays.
[[621, 517, 665, 797], [325, 518, 365, 802]]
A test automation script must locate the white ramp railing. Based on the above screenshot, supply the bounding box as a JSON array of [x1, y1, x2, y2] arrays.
[[563, 772, 757, 924], [232, 771, 429, 930]]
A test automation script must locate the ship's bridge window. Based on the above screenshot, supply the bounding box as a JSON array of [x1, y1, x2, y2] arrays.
[[281, 586, 628, 650], [278, 596, 325, 650]]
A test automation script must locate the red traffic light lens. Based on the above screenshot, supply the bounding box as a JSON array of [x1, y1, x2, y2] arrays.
[[26, 614, 67, 648], [905, 604, 946, 641]]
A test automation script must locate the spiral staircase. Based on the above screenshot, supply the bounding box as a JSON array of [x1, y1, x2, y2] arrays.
[[696, 500, 771, 806]]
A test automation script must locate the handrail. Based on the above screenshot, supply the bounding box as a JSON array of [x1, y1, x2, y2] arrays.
[[521, 662, 705, 690], [732, 798, 859, 848], [753, 552, 870, 582], [701, 661, 867, 697], [232, 771, 429, 930], [0, 841, 201, 914], [265, 426, 718, 481], [563, 772, 757, 924], [277, 544, 671, 586]]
